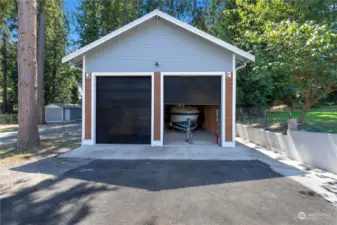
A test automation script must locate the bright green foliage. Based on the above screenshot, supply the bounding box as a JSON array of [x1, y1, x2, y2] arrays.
[[221, 0, 337, 121], [262, 21, 337, 106], [42, 0, 81, 105], [0, 0, 81, 112], [267, 109, 337, 133], [0, 0, 17, 108], [75, 0, 103, 47]]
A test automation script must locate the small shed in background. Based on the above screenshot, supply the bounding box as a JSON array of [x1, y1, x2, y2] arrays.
[[45, 103, 81, 123]]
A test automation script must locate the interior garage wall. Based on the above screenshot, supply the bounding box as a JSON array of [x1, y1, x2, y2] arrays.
[[85, 19, 233, 73], [204, 105, 220, 135]]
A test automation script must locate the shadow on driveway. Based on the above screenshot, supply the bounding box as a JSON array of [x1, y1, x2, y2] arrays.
[[11, 159, 299, 191], [3, 159, 336, 224]]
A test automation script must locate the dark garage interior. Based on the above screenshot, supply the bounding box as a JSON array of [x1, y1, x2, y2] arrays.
[[163, 76, 221, 146]]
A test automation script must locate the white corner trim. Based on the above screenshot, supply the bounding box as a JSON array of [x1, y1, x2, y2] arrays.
[[152, 140, 163, 146], [62, 10, 255, 64], [82, 55, 85, 140], [82, 140, 94, 145], [151, 73, 155, 146], [222, 142, 236, 147], [91, 72, 155, 146], [232, 54, 236, 142]]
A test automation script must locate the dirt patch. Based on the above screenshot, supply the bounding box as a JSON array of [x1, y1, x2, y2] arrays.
[[0, 123, 83, 197]]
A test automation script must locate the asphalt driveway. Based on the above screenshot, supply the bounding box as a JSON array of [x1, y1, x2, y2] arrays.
[[2, 159, 336, 225]]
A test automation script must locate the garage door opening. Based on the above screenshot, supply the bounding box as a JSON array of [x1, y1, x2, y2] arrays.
[[163, 76, 221, 146], [96, 76, 151, 144]]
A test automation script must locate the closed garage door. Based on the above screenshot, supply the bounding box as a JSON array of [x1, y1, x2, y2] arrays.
[[96, 77, 151, 144], [164, 76, 221, 105]]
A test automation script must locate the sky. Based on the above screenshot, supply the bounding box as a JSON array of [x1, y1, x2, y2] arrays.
[[63, 0, 81, 51]]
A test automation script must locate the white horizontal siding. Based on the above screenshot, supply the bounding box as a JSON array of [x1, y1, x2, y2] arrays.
[[86, 18, 232, 73]]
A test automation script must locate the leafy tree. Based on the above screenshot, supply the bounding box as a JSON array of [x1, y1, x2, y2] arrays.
[[37, 0, 47, 124], [75, 0, 103, 47], [0, 0, 16, 113], [76, 0, 191, 47], [221, 0, 337, 123], [261, 21, 337, 123], [43, 0, 81, 105]]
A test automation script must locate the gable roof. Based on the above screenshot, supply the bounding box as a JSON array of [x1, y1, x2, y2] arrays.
[[62, 9, 255, 64]]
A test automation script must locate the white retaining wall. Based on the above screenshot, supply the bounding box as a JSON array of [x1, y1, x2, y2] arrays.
[[236, 124, 337, 174]]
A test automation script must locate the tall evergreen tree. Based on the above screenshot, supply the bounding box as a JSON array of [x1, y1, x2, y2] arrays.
[[37, 0, 46, 124], [0, 0, 13, 113], [17, 0, 40, 150]]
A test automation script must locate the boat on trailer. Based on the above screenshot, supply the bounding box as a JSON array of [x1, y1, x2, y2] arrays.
[[170, 105, 200, 131]]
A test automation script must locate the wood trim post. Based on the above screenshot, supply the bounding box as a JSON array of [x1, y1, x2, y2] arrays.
[[225, 73, 233, 142], [154, 72, 161, 141], [85, 74, 92, 139]]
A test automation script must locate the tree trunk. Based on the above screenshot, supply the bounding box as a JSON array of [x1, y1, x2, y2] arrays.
[[17, 0, 40, 151], [298, 101, 312, 125], [123, 0, 127, 25], [37, 0, 46, 124], [2, 31, 7, 113]]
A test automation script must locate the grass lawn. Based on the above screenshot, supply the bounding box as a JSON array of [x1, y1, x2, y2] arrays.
[[266, 108, 337, 133]]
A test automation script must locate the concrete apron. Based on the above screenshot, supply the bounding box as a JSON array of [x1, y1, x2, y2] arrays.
[[60, 143, 258, 160]]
